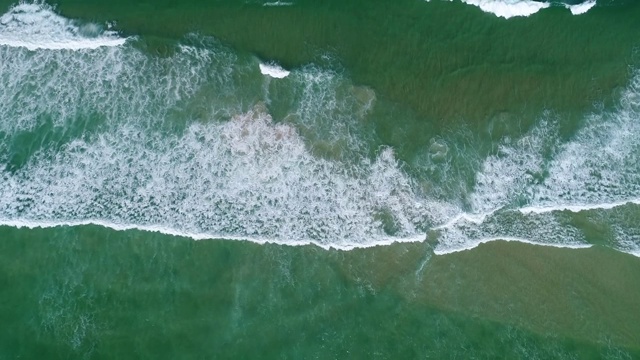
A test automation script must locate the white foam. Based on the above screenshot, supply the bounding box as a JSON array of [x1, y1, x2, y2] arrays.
[[610, 224, 640, 258], [263, 1, 293, 6], [431, 0, 599, 19], [528, 74, 640, 212], [2, 18, 640, 258], [0, 40, 219, 133], [566, 0, 596, 15], [0, 108, 442, 248], [452, 71, 640, 258], [519, 199, 640, 215], [259, 62, 290, 78], [433, 207, 590, 255], [432, 211, 493, 230], [457, 0, 549, 19], [0, 219, 426, 251], [469, 118, 555, 214], [0, 35, 456, 248], [0, 3, 127, 50]]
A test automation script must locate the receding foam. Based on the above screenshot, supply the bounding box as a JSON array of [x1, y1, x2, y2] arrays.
[[0, 3, 127, 50]]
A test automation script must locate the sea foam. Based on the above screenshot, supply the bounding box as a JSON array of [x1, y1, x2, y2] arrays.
[[0, 108, 447, 248], [0, 29, 457, 249], [459, 0, 549, 19], [430, 0, 597, 19], [0, 2, 637, 257], [431, 71, 640, 256], [259, 62, 290, 78], [0, 3, 126, 50], [566, 0, 596, 15], [263, 1, 294, 6]]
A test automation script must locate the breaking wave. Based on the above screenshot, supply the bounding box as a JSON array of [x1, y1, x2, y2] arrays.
[[1, 2, 639, 257], [427, 0, 597, 19], [0, 3, 126, 50]]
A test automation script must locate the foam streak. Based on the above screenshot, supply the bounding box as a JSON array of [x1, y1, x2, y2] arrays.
[[519, 199, 640, 215]]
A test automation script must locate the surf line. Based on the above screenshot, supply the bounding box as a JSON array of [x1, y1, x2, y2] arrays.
[[0, 218, 425, 251], [1, 198, 638, 254], [0, 216, 604, 256]]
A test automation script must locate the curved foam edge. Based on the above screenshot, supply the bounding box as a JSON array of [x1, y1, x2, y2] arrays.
[[259, 63, 290, 78], [519, 199, 640, 215], [0, 219, 426, 251], [565, 0, 596, 15], [433, 236, 593, 256]]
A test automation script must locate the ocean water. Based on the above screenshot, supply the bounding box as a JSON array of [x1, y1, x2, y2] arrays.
[[1, 0, 640, 358]]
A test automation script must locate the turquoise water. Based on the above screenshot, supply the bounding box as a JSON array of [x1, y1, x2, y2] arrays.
[[1, 0, 640, 358]]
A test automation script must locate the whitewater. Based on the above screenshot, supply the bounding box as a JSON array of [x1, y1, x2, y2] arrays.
[[1, 3, 639, 257], [0, 3, 127, 49], [427, 0, 597, 19]]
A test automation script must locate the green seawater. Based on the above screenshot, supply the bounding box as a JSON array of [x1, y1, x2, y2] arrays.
[[1, 226, 640, 359], [1, 0, 640, 358]]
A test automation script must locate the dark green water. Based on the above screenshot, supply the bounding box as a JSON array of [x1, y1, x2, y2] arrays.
[[1, 0, 640, 358]]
